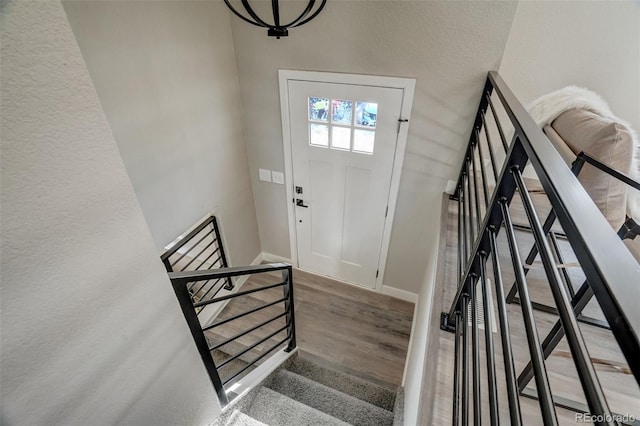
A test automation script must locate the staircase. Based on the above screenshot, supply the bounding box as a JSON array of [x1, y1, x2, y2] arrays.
[[213, 352, 404, 426], [440, 71, 640, 424], [165, 230, 405, 425]]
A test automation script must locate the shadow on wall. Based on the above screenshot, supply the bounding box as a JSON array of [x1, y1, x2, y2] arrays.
[[402, 85, 482, 187]]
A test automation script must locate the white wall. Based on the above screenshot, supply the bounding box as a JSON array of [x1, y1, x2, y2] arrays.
[[1, 1, 219, 424], [400, 192, 446, 426], [231, 1, 518, 293], [63, 1, 261, 266], [499, 1, 640, 133]]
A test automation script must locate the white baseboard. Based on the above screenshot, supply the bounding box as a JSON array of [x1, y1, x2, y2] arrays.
[[402, 300, 420, 386], [380, 285, 419, 303], [260, 252, 292, 264], [197, 252, 263, 326]]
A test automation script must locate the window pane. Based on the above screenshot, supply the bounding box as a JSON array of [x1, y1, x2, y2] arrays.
[[332, 126, 351, 150], [353, 129, 375, 154], [310, 123, 329, 147], [355, 101, 377, 128], [309, 97, 329, 122], [332, 99, 353, 125]]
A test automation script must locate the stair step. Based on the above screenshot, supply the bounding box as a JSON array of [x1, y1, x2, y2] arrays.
[[392, 387, 404, 426], [224, 410, 267, 426], [288, 355, 396, 411], [247, 387, 350, 426], [268, 370, 394, 426]]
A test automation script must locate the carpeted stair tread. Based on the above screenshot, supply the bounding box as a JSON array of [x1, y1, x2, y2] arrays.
[[287, 356, 396, 411], [392, 387, 404, 426], [247, 387, 350, 426], [268, 369, 394, 426], [224, 410, 268, 426]]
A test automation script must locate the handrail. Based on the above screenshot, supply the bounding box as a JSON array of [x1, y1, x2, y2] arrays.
[[170, 262, 296, 407], [442, 71, 639, 425], [445, 72, 640, 370], [168, 262, 290, 283], [490, 72, 640, 369]]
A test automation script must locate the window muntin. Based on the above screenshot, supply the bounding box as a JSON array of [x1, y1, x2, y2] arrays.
[[308, 97, 377, 155]]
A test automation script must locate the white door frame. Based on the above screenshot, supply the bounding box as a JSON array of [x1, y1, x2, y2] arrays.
[[278, 70, 415, 292]]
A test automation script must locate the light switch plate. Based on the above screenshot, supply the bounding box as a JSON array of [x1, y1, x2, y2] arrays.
[[272, 171, 285, 184], [259, 168, 272, 182]]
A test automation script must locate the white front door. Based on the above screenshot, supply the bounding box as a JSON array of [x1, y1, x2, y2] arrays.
[[287, 80, 404, 288]]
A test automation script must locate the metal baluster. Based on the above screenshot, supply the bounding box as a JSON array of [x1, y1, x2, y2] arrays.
[[466, 163, 475, 251], [517, 280, 593, 391], [180, 240, 215, 271], [475, 129, 490, 208], [212, 218, 234, 290], [512, 169, 613, 422], [193, 247, 221, 271], [453, 313, 461, 426], [462, 295, 470, 426], [500, 197, 558, 425], [471, 145, 482, 235], [479, 253, 498, 425], [198, 277, 227, 302], [462, 180, 469, 271], [486, 93, 508, 152], [505, 157, 586, 303], [489, 228, 522, 425], [170, 229, 214, 268], [191, 278, 224, 300], [222, 336, 289, 385], [283, 266, 297, 351], [458, 196, 465, 279], [470, 275, 481, 426], [455, 189, 464, 426], [217, 324, 289, 369], [481, 112, 499, 180]]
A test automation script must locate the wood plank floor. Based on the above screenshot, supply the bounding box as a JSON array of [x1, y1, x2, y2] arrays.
[[204, 267, 415, 389], [431, 194, 640, 425]]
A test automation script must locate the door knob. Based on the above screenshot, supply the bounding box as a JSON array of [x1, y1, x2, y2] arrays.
[[296, 199, 309, 208]]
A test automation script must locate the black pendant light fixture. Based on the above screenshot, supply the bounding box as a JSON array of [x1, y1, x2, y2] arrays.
[[224, 0, 327, 39]]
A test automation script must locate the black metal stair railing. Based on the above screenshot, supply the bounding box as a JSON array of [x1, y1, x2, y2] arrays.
[[441, 71, 640, 425], [504, 152, 640, 331], [162, 217, 297, 407], [161, 215, 234, 308], [169, 263, 296, 407]]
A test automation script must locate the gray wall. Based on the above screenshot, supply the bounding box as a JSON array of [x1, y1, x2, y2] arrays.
[[63, 0, 261, 266], [0, 1, 219, 424], [500, 1, 640, 133], [231, 1, 518, 293]]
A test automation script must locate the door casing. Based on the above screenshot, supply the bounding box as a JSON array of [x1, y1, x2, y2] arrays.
[[278, 70, 415, 292]]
